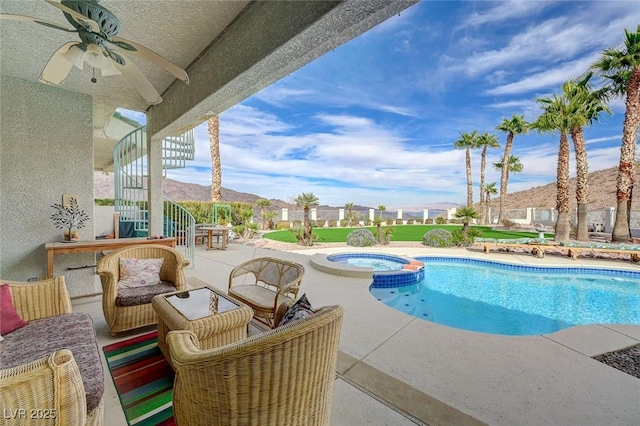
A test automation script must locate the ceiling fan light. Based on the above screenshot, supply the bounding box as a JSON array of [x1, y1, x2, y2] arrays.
[[60, 44, 85, 69], [100, 60, 121, 77]]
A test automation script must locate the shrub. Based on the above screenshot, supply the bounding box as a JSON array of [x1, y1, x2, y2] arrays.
[[407, 219, 415, 225], [386, 218, 394, 225], [316, 219, 326, 228], [364, 220, 372, 226], [292, 220, 302, 227], [435, 216, 446, 225], [379, 227, 394, 245], [276, 221, 290, 230], [423, 228, 454, 248], [501, 219, 519, 229], [395, 218, 403, 225], [328, 220, 337, 227], [451, 227, 482, 247], [425, 218, 433, 224], [340, 219, 348, 227], [346, 229, 377, 247]]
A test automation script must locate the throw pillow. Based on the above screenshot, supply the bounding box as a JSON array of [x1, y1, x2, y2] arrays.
[[118, 258, 164, 289], [0, 284, 28, 335], [278, 293, 314, 327]]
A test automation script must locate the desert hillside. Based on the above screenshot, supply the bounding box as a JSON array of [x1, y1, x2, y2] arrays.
[[485, 166, 640, 211], [96, 166, 638, 211]]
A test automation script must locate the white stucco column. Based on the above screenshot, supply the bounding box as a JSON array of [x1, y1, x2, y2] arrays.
[[369, 209, 375, 221], [311, 208, 317, 221], [423, 209, 429, 222], [147, 134, 164, 236], [339, 208, 345, 221], [282, 208, 288, 221]]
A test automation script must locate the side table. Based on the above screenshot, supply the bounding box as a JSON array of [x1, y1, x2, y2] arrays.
[[152, 285, 253, 368]]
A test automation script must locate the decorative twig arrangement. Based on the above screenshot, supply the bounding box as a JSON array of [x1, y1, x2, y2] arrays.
[[50, 198, 90, 240]]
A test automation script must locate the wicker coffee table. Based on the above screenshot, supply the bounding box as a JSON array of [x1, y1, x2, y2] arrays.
[[152, 285, 253, 367]]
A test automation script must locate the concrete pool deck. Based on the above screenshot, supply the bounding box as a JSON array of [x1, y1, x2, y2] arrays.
[[76, 242, 640, 425]]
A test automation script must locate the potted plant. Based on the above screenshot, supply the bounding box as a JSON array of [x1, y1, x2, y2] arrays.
[[50, 198, 90, 242]]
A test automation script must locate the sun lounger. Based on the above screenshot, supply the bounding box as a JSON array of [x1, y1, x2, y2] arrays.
[[474, 237, 558, 258], [558, 241, 640, 261]]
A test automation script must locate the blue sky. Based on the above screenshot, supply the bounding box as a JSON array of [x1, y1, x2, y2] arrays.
[[122, 0, 640, 208]]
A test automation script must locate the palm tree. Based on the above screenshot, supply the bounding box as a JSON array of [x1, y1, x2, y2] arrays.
[[493, 155, 524, 175], [454, 131, 479, 207], [255, 198, 271, 230], [294, 192, 319, 245], [496, 115, 530, 223], [208, 115, 222, 202], [476, 132, 501, 223], [561, 75, 611, 241], [454, 206, 480, 237], [492, 156, 524, 226], [484, 182, 498, 225], [591, 25, 640, 242], [376, 205, 386, 243], [345, 202, 354, 226], [532, 93, 573, 243]]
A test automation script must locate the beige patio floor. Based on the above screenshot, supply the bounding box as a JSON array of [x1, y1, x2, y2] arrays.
[[74, 243, 640, 425]]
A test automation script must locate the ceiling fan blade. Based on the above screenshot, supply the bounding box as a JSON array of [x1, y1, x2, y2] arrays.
[[39, 41, 79, 85], [113, 54, 163, 105], [45, 0, 101, 33], [0, 13, 75, 32], [110, 36, 189, 83]]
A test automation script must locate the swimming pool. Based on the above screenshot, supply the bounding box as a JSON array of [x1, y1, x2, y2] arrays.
[[328, 253, 405, 271], [369, 257, 640, 335]]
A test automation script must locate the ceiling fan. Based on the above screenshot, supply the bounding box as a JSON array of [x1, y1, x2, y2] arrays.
[[1, 0, 189, 105]]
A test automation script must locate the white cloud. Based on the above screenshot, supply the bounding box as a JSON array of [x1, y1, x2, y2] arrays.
[[462, 0, 553, 27]]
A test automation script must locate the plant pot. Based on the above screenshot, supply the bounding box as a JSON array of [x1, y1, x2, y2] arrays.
[[63, 231, 79, 242]]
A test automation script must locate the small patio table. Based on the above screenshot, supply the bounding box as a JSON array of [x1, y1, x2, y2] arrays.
[[199, 226, 229, 250], [152, 284, 253, 368]]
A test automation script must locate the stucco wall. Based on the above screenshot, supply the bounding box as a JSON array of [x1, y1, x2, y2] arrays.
[[0, 75, 97, 296]]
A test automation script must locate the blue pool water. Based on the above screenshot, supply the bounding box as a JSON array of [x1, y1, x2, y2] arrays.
[[328, 253, 407, 271], [369, 257, 640, 335]]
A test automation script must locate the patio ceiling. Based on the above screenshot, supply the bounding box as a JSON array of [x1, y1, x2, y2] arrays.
[[0, 0, 418, 171]]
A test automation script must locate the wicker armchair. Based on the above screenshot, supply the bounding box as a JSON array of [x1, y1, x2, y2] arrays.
[[0, 277, 104, 426], [167, 305, 344, 426], [228, 257, 305, 328], [97, 244, 189, 336]]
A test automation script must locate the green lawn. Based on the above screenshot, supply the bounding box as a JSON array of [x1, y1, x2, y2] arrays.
[[263, 225, 550, 243]]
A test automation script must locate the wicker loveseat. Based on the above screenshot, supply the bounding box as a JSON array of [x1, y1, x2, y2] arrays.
[[167, 304, 344, 426], [97, 244, 189, 336], [0, 277, 104, 425]]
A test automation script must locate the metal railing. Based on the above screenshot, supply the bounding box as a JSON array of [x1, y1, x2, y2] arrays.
[[113, 126, 196, 264]]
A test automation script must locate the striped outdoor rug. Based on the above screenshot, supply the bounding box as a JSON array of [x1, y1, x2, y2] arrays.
[[103, 331, 175, 426]]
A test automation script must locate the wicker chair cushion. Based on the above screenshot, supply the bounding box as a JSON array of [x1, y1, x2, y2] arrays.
[[278, 293, 314, 326], [118, 258, 164, 288], [116, 281, 176, 306], [0, 284, 28, 334], [0, 313, 104, 412], [230, 285, 292, 310]]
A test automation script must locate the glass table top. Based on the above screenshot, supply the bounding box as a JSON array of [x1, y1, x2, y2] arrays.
[[165, 287, 240, 320]]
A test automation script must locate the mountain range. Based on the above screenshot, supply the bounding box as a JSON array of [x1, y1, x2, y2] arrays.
[[95, 166, 636, 211]]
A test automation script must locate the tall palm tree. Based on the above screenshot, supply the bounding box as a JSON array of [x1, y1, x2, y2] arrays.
[[208, 115, 222, 202], [255, 198, 271, 230], [476, 132, 501, 223], [484, 182, 498, 225], [496, 115, 530, 223], [591, 25, 640, 242], [532, 93, 573, 243], [561, 75, 611, 241], [376, 205, 386, 243], [345, 202, 354, 226], [454, 131, 479, 207], [294, 192, 319, 244]]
